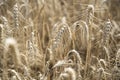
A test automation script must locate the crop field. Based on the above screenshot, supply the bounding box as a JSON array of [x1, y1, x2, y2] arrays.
[[0, 0, 120, 80]]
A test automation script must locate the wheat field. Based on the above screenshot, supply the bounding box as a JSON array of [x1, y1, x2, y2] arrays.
[[0, 0, 120, 80]]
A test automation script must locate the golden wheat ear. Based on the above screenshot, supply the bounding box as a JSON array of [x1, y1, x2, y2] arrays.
[[2, 38, 20, 80], [0, 24, 3, 43], [4, 37, 21, 68], [58, 67, 75, 80]]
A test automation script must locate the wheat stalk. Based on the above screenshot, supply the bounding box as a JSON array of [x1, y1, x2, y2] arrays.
[[84, 5, 94, 79]]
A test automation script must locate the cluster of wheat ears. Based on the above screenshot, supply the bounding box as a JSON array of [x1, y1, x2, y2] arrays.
[[0, 0, 120, 80]]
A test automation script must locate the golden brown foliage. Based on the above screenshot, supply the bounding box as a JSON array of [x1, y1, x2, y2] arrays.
[[0, 0, 120, 80]]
